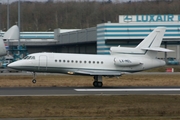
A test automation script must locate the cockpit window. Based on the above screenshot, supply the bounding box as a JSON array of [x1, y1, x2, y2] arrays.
[[31, 56, 35, 59], [23, 56, 28, 59], [23, 56, 35, 60], [26, 56, 32, 59]]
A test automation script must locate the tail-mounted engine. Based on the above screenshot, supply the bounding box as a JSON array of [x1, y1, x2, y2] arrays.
[[114, 58, 142, 67]]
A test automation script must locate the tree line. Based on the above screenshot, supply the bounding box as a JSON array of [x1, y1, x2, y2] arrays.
[[0, 0, 179, 31]]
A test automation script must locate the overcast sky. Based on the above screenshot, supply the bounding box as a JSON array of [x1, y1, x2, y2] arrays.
[[0, 0, 141, 4], [1, 0, 47, 4]]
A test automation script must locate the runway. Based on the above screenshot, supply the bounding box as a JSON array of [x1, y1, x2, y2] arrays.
[[0, 72, 179, 96], [0, 87, 180, 96]]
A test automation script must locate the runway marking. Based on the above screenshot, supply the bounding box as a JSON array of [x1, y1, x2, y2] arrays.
[[75, 88, 180, 92]]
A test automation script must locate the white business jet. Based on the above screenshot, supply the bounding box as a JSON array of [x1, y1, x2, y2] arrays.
[[8, 27, 173, 87], [0, 25, 19, 57]]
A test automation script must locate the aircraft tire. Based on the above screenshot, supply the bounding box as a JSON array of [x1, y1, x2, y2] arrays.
[[97, 82, 103, 87], [32, 79, 36, 84], [93, 81, 98, 87], [93, 81, 103, 87]]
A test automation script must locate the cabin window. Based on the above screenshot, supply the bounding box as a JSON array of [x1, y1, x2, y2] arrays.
[[93, 61, 95, 64], [97, 61, 99, 64], [80, 61, 82, 63], [55, 60, 57, 62], [89, 61, 91, 64], [67, 60, 70, 63], [63, 60, 66, 62], [101, 61, 103, 64], [75, 60, 78, 63], [59, 60, 61, 62], [71, 60, 74, 63], [84, 61, 86, 63]]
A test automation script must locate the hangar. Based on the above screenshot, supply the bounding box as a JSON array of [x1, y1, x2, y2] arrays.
[[5, 14, 180, 62]]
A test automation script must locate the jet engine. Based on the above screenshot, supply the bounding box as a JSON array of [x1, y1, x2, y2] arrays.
[[114, 58, 142, 67]]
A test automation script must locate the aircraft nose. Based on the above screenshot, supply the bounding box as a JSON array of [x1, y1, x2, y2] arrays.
[[7, 62, 19, 69]]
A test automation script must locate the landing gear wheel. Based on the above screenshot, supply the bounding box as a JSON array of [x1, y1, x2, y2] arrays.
[[93, 81, 103, 88], [93, 75, 103, 87], [32, 79, 36, 84], [97, 82, 103, 87], [32, 72, 37, 84], [93, 81, 98, 87]]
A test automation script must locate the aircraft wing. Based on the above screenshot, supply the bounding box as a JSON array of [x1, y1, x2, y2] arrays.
[[72, 70, 122, 76]]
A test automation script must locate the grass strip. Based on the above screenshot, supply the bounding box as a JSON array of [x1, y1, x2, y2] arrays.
[[0, 74, 180, 87], [0, 95, 180, 119]]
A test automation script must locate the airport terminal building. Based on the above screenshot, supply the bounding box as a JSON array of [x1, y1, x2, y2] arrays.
[[5, 14, 180, 62]]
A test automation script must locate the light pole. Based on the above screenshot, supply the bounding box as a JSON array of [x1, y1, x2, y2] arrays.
[[18, 0, 20, 50], [0, 1, 1, 31], [7, 0, 10, 55], [7, 0, 9, 29]]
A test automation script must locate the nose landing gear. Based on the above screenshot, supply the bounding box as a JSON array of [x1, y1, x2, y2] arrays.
[[32, 79, 36, 83], [32, 72, 36, 84]]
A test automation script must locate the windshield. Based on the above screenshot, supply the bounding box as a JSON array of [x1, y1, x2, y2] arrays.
[[23, 56, 35, 60]]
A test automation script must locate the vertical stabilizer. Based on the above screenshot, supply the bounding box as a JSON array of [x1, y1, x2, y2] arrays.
[[138, 27, 168, 58], [110, 27, 170, 55], [3, 25, 19, 40], [136, 27, 166, 49], [0, 25, 19, 57]]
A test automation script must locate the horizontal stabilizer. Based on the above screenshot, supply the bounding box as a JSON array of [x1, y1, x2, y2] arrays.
[[141, 47, 174, 52]]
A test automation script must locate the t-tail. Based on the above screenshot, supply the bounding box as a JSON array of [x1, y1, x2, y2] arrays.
[[110, 27, 173, 57], [0, 25, 19, 57]]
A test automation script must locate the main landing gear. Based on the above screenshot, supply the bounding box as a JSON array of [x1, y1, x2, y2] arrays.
[[93, 75, 103, 87], [31, 73, 103, 87], [32, 72, 36, 84]]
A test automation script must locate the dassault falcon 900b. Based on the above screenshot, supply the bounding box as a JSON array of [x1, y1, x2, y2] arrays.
[[8, 27, 173, 87]]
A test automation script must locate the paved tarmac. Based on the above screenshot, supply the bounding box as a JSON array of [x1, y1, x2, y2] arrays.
[[0, 86, 180, 96]]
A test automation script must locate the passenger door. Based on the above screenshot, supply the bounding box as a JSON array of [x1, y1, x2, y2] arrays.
[[38, 55, 47, 71]]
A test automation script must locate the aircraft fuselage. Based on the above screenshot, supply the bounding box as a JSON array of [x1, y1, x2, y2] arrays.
[[8, 52, 165, 75]]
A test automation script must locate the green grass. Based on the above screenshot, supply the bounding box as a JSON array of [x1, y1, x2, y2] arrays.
[[0, 95, 180, 119]]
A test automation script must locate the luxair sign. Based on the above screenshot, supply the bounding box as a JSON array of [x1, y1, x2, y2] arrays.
[[119, 15, 180, 23]]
